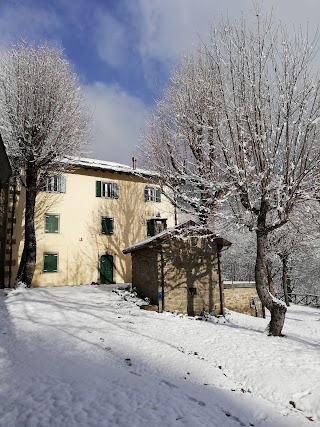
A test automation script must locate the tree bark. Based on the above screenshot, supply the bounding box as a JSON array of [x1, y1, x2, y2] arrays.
[[266, 258, 276, 296], [15, 244, 26, 284], [0, 181, 9, 288], [282, 255, 290, 306], [20, 166, 38, 287], [255, 229, 287, 336]]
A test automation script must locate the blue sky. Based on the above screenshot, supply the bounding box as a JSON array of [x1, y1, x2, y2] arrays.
[[0, 0, 319, 165]]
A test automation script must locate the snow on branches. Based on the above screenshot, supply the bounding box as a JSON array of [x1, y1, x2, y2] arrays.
[[141, 8, 320, 335], [0, 41, 90, 173]]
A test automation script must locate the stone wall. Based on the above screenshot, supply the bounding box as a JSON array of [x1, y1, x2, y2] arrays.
[[161, 237, 223, 316], [131, 235, 226, 316], [131, 248, 159, 304], [223, 282, 263, 317]]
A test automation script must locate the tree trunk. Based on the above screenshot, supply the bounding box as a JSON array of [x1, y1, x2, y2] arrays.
[[255, 230, 287, 336], [20, 166, 38, 287], [0, 181, 9, 288], [282, 255, 290, 306], [287, 265, 293, 303], [15, 244, 26, 284], [266, 258, 276, 296]]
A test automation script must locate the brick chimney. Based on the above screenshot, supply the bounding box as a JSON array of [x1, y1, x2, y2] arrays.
[[132, 156, 137, 170]]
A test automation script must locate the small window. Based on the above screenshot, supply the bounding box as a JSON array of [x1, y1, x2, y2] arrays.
[[101, 217, 114, 235], [45, 214, 59, 233], [43, 253, 58, 273], [40, 174, 66, 193], [147, 218, 167, 237], [147, 220, 155, 237], [144, 186, 161, 202], [96, 181, 119, 199]]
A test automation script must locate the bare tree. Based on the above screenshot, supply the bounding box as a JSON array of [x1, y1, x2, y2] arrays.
[[142, 9, 320, 335], [141, 55, 224, 226], [268, 202, 320, 303], [0, 42, 90, 287]]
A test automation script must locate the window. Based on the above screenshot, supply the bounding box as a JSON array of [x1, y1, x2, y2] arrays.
[[43, 253, 58, 273], [147, 218, 167, 237], [96, 181, 119, 199], [144, 186, 161, 202], [45, 214, 59, 233], [147, 220, 155, 237], [41, 174, 66, 193], [101, 217, 114, 235]]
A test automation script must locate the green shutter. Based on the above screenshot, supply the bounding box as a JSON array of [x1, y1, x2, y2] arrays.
[[44, 253, 58, 272], [60, 175, 66, 193], [96, 181, 102, 197], [101, 217, 114, 235], [147, 220, 155, 237], [144, 187, 149, 202], [147, 220, 151, 236], [156, 188, 161, 202], [45, 214, 59, 233], [113, 183, 119, 199], [102, 217, 107, 234]]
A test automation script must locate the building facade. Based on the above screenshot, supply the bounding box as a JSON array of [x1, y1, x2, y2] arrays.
[[0, 135, 12, 288], [1, 158, 175, 287]]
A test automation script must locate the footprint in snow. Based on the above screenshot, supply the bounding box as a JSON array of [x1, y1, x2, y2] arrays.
[[187, 396, 206, 407], [130, 371, 142, 377], [224, 412, 246, 426], [160, 380, 178, 388], [125, 358, 132, 366]]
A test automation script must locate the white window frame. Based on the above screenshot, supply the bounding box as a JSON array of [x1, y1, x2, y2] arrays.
[[41, 174, 66, 193], [101, 182, 118, 199], [145, 186, 161, 202]]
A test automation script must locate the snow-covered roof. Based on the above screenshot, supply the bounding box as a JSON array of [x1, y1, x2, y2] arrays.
[[64, 156, 158, 178], [123, 220, 232, 254]]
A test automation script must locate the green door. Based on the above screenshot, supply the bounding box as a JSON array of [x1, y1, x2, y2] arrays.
[[100, 254, 114, 284]]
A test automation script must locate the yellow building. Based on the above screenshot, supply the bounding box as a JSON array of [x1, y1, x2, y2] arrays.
[[1, 158, 175, 287]]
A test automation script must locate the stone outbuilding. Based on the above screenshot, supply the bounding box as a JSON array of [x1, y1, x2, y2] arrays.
[[123, 221, 232, 316]]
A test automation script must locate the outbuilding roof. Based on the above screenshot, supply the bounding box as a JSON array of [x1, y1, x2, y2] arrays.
[[123, 220, 232, 254]]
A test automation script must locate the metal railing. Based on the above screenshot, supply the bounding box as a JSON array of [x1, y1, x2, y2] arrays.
[[276, 293, 320, 307]]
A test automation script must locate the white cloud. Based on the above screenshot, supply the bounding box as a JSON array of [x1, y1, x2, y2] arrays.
[[0, 3, 61, 48], [94, 11, 127, 68], [131, 0, 249, 64], [124, 0, 254, 88], [127, 0, 320, 82], [85, 82, 149, 164]]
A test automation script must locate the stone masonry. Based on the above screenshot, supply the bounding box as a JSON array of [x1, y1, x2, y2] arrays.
[[130, 234, 224, 316], [223, 282, 263, 317]]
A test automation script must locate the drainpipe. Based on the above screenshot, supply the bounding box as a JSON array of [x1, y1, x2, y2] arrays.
[[217, 244, 224, 316], [174, 203, 177, 226]]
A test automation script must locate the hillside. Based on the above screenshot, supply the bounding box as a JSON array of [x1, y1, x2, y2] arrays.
[[0, 285, 319, 426]]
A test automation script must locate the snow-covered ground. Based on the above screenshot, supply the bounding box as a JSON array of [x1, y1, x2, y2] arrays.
[[0, 285, 319, 427]]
